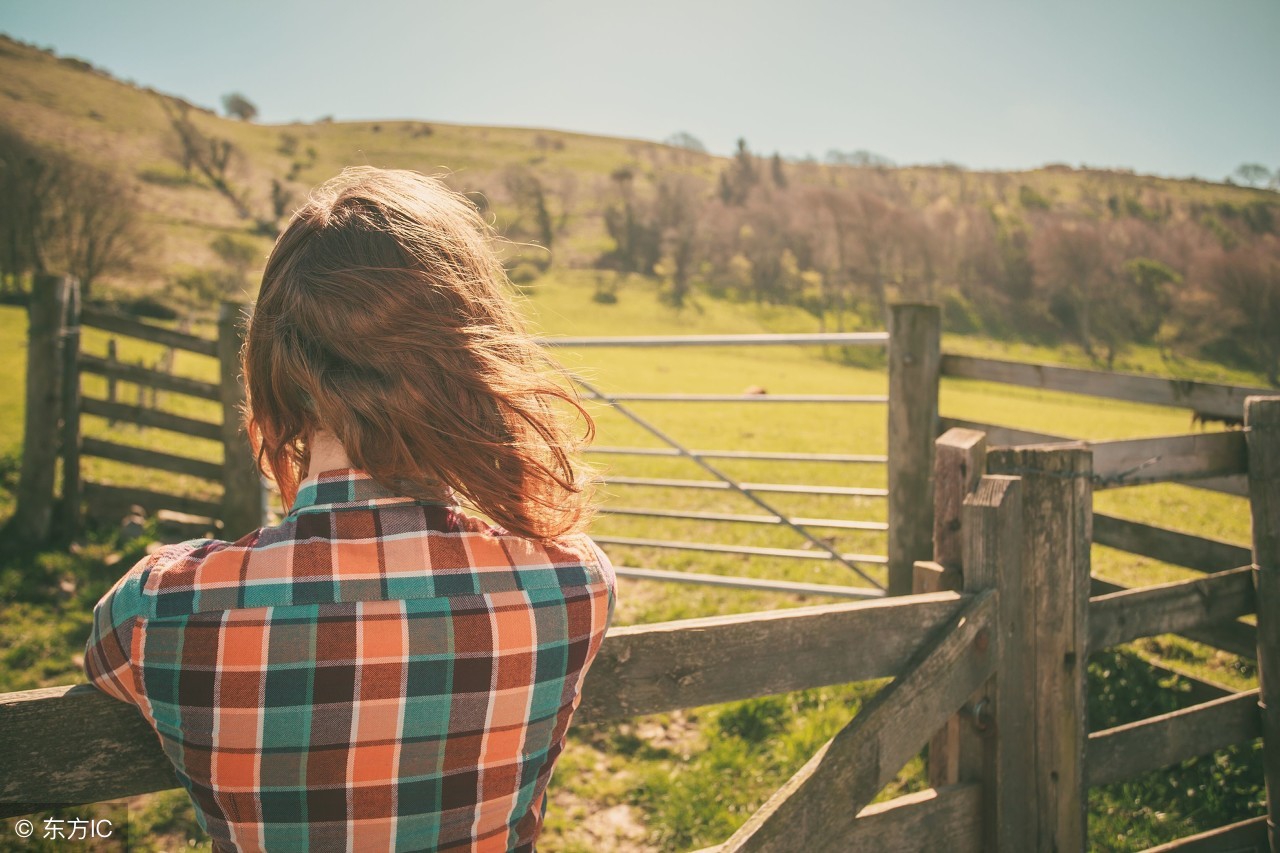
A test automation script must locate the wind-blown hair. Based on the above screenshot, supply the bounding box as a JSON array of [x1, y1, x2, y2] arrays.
[[243, 167, 595, 541]]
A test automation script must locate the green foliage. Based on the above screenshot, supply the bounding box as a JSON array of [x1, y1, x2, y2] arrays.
[[1019, 184, 1052, 210]]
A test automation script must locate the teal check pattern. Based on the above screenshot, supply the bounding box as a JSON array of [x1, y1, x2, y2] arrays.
[[84, 469, 616, 852]]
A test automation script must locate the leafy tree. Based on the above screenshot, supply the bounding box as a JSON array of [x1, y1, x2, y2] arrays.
[[1233, 163, 1272, 188], [222, 92, 258, 122], [770, 153, 787, 188]]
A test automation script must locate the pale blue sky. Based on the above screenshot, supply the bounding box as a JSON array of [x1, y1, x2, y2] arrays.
[[3, 0, 1276, 180]]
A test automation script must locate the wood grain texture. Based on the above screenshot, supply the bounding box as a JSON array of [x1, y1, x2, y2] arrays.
[[718, 591, 996, 852], [965, 475, 1034, 853], [0, 684, 179, 818], [933, 428, 987, 578], [937, 418, 1246, 497], [1090, 575, 1257, 659], [576, 592, 969, 723], [81, 437, 222, 482], [922, 430, 987, 794], [939, 354, 1268, 420], [1088, 566, 1256, 652], [60, 280, 82, 539], [887, 303, 941, 596], [80, 305, 218, 357], [11, 275, 69, 543], [1244, 395, 1280, 853], [1086, 689, 1260, 787], [79, 353, 220, 401], [1093, 513, 1251, 573], [987, 445, 1092, 852], [1088, 431, 1248, 490]]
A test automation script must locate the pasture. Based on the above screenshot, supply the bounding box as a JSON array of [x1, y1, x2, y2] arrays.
[[0, 270, 1261, 851]]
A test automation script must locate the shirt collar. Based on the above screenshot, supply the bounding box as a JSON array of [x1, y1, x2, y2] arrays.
[[288, 468, 457, 516]]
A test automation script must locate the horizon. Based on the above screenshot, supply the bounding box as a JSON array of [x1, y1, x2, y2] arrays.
[[1, 1, 1278, 183]]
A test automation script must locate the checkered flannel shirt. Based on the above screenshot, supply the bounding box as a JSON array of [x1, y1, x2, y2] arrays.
[[84, 469, 616, 852]]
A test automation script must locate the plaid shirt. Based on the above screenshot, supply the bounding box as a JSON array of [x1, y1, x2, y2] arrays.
[[84, 469, 615, 852]]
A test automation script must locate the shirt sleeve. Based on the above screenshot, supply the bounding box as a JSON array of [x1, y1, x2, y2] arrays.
[[85, 539, 219, 704], [84, 552, 151, 705]]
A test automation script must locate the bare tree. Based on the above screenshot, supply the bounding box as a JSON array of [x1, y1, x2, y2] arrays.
[[0, 124, 140, 296], [160, 97, 253, 220]]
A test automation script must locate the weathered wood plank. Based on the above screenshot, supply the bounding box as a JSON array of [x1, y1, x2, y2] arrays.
[[0, 684, 180, 818], [79, 353, 221, 401], [1086, 689, 1261, 787], [81, 437, 222, 482], [60, 280, 82, 538], [922, 429, 987, 794], [1142, 815, 1269, 852], [1094, 513, 1251, 573], [81, 305, 218, 357], [718, 591, 997, 851], [937, 418, 1246, 496], [0, 597, 971, 814], [82, 481, 222, 520], [11, 275, 70, 544], [887, 303, 941, 595], [965, 475, 1035, 852], [1089, 566, 1256, 652], [939, 353, 1268, 420], [1090, 431, 1248, 491], [987, 444, 1092, 852], [1245, 395, 1280, 853], [933, 428, 987, 583], [80, 396, 224, 442], [577, 592, 969, 723], [1091, 575, 1257, 659]]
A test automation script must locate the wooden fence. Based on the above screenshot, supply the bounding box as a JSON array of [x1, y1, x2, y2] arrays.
[[5, 399, 1276, 851], [5, 284, 1280, 850], [9, 274, 265, 544]]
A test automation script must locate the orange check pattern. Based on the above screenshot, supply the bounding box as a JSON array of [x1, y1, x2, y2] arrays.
[[84, 469, 615, 852]]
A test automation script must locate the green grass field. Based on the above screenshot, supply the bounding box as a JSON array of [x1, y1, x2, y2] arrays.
[[0, 271, 1262, 851]]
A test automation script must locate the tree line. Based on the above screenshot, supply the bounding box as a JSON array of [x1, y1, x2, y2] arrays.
[[493, 139, 1279, 384]]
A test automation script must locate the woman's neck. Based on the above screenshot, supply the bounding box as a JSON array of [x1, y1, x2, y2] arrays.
[[305, 430, 354, 478]]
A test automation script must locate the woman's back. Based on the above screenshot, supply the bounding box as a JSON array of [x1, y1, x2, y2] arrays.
[[86, 468, 615, 852]]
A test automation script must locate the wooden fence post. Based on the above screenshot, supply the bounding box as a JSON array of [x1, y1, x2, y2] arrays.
[[963, 474, 1033, 851], [1246, 395, 1280, 852], [987, 443, 1092, 852], [917, 427, 987, 788], [887, 302, 940, 596], [59, 279, 82, 540], [217, 301, 263, 538], [105, 339, 118, 420], [9, 274, 70, 544]]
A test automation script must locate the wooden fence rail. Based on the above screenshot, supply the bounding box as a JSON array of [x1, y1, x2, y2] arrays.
[[939, 353, 1272, 420], [0, 591, 971, 818]]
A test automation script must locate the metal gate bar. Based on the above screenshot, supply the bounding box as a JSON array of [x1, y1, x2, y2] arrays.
[[574, 374, 887, 590]]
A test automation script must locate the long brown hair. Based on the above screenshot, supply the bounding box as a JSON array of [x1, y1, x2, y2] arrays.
[[243, 167, 595, 541]]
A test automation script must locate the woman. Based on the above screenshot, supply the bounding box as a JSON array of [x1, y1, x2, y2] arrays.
[[85, 167, 616, 852]]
